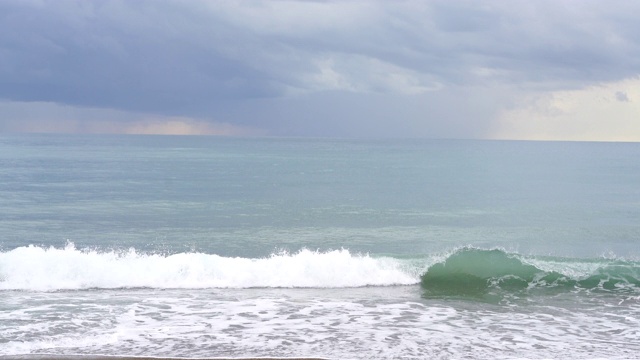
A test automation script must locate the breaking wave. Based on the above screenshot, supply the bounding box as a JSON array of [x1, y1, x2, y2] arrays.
[[2, 244, 639, 297], [0, 243, 418, 291]]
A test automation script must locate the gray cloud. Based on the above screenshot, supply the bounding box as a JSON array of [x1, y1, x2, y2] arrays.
[[1, 1, 279, 112], [2, 0, 640, 137], [615, 91, 629, 102]]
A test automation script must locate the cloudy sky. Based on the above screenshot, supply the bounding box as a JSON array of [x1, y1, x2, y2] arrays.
[[1, 0, 639, 141]]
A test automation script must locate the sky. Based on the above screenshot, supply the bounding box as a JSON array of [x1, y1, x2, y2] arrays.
[[1, 0, 639, 141]]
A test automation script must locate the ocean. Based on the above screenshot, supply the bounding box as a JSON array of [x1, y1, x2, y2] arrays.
[[1, 134, 639, 359]]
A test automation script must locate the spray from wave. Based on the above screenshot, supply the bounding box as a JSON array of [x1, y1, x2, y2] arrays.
[[0, 243, 419, 291]]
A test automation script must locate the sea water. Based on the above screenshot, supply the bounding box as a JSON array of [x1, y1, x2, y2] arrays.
[[1, 134, 639, 359]]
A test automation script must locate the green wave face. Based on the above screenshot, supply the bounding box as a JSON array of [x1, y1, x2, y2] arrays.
[[420, 248, 640, 300], [577, 263, 640, 290]]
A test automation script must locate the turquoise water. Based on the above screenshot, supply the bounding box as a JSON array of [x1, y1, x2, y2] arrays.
[[1, 134, 639, 359]]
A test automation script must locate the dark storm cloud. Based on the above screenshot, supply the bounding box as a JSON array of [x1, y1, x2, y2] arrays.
[[0, 1, 280, 115], [1, 0, 640, 137]]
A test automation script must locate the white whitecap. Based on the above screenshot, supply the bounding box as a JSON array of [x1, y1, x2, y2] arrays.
[[0, 243, 419, 291]]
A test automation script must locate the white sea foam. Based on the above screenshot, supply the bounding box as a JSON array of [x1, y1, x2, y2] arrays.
[[0, 243, 419, 291], [2, 288, 639, 359]]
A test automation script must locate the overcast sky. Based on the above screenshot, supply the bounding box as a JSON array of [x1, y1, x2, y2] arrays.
[[1, 0, 639, 140]]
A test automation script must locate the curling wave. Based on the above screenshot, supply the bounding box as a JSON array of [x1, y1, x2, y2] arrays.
[[421, 247, 640, 297]]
